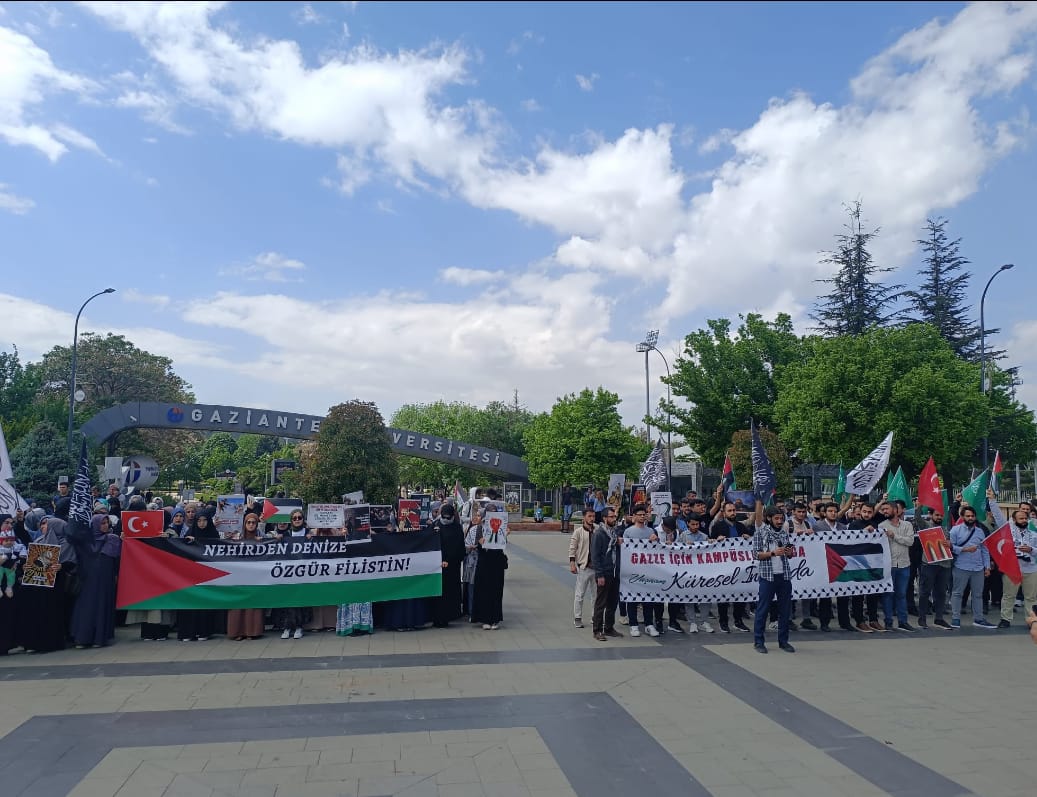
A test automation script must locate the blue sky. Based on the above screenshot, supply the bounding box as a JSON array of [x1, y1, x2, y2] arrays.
[[1, 1, 1035, 440]]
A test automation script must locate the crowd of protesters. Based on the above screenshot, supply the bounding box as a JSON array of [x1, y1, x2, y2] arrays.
[[568, 482, 1037, 649], [0, 480, 510, 655]]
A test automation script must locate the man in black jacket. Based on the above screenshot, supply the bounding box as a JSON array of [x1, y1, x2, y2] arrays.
[[591, 507, 623, 641]]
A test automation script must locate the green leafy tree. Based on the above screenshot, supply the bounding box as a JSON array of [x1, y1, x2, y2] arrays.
[[295, 401, 398, 505], [662, 313, 804, 467], [390, 397, 536, 487], [9, 421, 74, 505], [812, 201, 900, 335], [199, 432, 237, 479], [772, 324, 988, 487], [728, 427, 793, 500], [0, 347, 63, 448], [903, 217, 984, 360], [523, 388, 646, 487], [983, 367, 1037, 468]]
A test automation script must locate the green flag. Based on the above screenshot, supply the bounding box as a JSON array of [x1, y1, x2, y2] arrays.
[[940, 489, 950, 530], [834, 465, 847, 502], [960, 469, 990, 515], [887, 466, 911, 508]]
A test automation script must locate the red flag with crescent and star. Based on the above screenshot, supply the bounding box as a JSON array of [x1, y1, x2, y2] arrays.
[[121, 510, 166, 538], [917, 457, 942, 512], [982, 523, 1022, 586]]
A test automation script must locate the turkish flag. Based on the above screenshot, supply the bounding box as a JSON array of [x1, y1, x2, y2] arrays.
[[982, 523, 1022, 585], [121, 510, 166, 538], [918, 457, 942, 512]]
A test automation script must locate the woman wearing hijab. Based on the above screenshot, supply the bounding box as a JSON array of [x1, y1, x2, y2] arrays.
[[471, 500, 508, 630], [164, 508, 188, 538], [14, 515, 69, 653], [380, 513, 430, 632], [67, 513, 122, 648], [226, 513, 267, 640], [21, 508, 47, 542], [431, 503, 465, 628], [462, 512, 481, 620], [175, 512, 221, 641]]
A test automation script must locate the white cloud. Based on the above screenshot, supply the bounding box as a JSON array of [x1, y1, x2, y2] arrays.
[[220, 251, 307, 282], [121, 288, 170, 307], [439, 267, 505, 286], [575, 73, 599, 92], [506, 30, 543, 56], [0, 24, 99, 160], [1007, 320, 1037, 413], [0, 183, 34, 214], [115, 88, 190, 134], [294, 3, 323, 25], [520, 97, 542, 112]]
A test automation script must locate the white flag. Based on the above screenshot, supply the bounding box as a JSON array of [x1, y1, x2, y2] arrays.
[[0, 479, 27, 515], [844, 432, 894, 496], [0, 420, 12, 482]]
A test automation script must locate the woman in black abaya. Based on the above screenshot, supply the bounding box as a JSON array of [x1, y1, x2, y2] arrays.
[[15, 516, 69, 653], [431, 503, 465, 627]]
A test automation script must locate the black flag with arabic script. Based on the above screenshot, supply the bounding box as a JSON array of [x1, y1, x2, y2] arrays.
[[68, 438, 94, 534], [750, 420, 776, 503], [639, 440, 668, 492]]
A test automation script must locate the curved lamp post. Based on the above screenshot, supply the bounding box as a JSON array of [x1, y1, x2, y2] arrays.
[[979, 264, 1013, 471], [66, 288, 116, 451]]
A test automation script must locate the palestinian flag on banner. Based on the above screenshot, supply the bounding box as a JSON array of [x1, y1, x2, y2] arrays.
[[260, 497, 303, 524], [117, 529, 443, 610], [825, 542, 885, 583], [721, 453, 737, 492]]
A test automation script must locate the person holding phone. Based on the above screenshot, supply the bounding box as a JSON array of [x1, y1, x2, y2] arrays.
[[752, 500, 795, 654]]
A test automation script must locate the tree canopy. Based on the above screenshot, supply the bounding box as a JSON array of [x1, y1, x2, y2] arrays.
[[389, 397, 535, 487], [728, 427, 793, 500], [9, 421, 73, 505], [772, 324, 988, 488], [523, 388, 646, 487], [289, 401, 398, 505], [662, 313, 803, 467]]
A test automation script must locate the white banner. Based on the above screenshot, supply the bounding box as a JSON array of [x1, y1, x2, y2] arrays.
[[619, 530, 892, 604], [307, 503, 345, 528], [844, 432, 893, 496], [0, 420, 12, 481]]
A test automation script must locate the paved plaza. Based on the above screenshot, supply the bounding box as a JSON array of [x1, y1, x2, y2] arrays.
[[1, 532, 1034, 797]]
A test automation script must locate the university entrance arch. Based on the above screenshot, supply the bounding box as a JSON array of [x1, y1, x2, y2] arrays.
[[79, 401, 529, 479]]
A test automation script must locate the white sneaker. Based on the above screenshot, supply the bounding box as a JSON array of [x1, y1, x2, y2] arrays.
[[293, 628, 303, 639], [482, 624, 493, 630], [646, 624, 660, 637], [687, 622, 699, 633], [701, 621, 714, 634], [281, 629, 290, 639], [619, 616, 630, 625], [630, 626, 641, 637]]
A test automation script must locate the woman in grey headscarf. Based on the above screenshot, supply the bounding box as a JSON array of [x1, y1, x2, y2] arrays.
[[15, 516, 70, 653], [22, 508, 47, 542]]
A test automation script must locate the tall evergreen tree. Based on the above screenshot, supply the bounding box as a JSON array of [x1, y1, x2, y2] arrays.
[[812, 201, 900, 335], [902, 217, 984, 361]]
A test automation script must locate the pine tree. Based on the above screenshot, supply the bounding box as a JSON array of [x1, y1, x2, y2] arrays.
[[902, 217, 984, 361], [812, 201, 900, 335]]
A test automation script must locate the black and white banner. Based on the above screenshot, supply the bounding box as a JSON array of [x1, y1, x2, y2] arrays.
[[619, 530, 892, 604]]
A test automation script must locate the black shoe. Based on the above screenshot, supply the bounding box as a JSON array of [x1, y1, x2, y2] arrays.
[[838, 624, 856, 632], [733, 622, 751, 633], [719, 624, 731, 633], [754, 643, 768, 654], [997, 619, 1011, 629], [897, 622, 918, 633], [779, 642, 796, 653], [800, 619, 817, 630], [667, 621, 684, 634], [819, 624, 831, 632]]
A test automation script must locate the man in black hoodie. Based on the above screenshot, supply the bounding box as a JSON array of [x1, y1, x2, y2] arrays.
[[591, 507, 623, 641]]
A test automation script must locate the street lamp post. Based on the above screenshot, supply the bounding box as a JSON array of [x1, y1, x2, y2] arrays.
[[66, 288, 116, 451], [636, 330, 673, 495], [979, 264, 1014, 471]]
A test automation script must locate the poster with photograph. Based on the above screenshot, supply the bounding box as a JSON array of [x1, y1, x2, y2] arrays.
[[409, 493, 431, 527], [629, 483, 648, 511], [481, 511, 509, 550], [369, 505, 393, 533], [342, 490, 364, 505], [399, 499, 421, 530], [20, 543, 60, 588], [343, 504, 372, 542], [215, 494, 246, 538], [918, 527, 953, 564], [607, 474, 626, 513], [504, 482, 522, 514], [307, 503, 345, 529], [650, 491, 673, 520]]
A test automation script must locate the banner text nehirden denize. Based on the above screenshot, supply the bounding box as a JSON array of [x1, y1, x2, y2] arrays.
[[202, 540, 363, 557]]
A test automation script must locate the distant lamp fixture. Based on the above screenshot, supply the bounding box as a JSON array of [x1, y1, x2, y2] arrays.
[[74, 390, 86, 403], [636, 330, 659, 353]]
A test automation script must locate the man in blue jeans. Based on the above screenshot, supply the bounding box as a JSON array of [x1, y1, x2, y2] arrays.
[[949, 505, 996, 629], [752, 500, 795, 654], [879, 499, 918, 632]]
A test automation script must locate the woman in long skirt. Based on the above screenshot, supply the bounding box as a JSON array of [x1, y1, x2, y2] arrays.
[[471, 511, 508, 630], [432, 505, 466, 627], [176, 513, 221, 641], [226, 513, 266, 640], [380, 517, 429, 631], [462, 516, 480, 620], [336, 602, 373, 636], [15, 516, 69, 654]]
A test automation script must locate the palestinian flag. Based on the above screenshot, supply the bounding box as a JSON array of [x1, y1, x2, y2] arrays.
[[721, 454, 737, 492], [260, 498, 303, 524], [992, 450, 1003, 490], [825, 542, 885, 583], [117, 529, 443, 610]]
